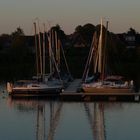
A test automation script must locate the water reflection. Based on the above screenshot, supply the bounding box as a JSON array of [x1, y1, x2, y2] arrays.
[[7, 97, 107, 140], [47, 101, 63, 140], [6, 96, 140, 140], [84, 103, 106, 140], [36, 104, 45, 140], [7, 97, 63, 140]]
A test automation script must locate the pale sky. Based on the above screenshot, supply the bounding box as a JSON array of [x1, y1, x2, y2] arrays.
[[0, 0, 140, 35]]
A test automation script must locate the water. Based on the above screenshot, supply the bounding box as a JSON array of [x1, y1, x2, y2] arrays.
[[0, 85, 140, 140]]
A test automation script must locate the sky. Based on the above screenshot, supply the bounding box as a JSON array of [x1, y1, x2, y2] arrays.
[[0, 0, 140, 35]]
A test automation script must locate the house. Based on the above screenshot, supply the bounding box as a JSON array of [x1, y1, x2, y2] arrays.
[[125, 34, 136, 48]]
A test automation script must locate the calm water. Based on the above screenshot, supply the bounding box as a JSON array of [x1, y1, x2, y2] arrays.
[[0, 85, 140, 140]]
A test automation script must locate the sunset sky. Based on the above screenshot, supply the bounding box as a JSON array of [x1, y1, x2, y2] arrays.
[[0, 0, 139, 35]]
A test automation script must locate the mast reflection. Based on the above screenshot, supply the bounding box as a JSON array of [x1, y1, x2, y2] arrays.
[[84, 103, 106, 140], [47, 101, 63, 140], [36, 104, 45, 140]]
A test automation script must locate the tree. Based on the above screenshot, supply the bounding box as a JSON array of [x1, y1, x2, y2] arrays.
[[10, 27, 29, 61], [75, 25, 83, 33], [11, 27, 24, 37], [50, 24, 67, 44], [127, 27, 136, 35], [74, 23, 95, 46]]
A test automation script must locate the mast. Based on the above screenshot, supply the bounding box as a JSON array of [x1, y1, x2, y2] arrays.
[[82, 32, 98, 82], [42, 23, 46, 81], [57, 39, 61, 70], [37, 20, 43, 79], [59, 39, 72, 79], [47, 32, 63, 86], [102, 21, 109, 81], [98, 18, 103, 74], [51, 29, 55, 74], [34, 22, 39, 78], [55, 31, 59, 69], [48, 31, 52, 74], [55, 31, 72, 81], [93, 32, 99, 74]]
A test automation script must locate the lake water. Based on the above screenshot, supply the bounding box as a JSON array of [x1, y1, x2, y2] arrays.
[[0, 85, 140, 140]]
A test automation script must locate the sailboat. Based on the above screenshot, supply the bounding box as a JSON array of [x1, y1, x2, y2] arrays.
[[82, 19, 134, 93], [7, 22, 63, 96]]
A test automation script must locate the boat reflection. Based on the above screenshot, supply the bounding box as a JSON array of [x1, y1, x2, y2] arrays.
[[84, 102, 106, 140], [47, 101, 63, 140], [36, 104, 45, 140], [84, 102, 123, 140], [7, 97, 63, 140], [7, 97, 123, 140]]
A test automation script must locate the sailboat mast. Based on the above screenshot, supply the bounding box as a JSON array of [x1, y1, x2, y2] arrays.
[[51, 29, 55, 73], [57, 39, 61, 70], [48, 31, 52, 74], [93, 32, 99, 74], [98, 18, 103, 74], [48, 34, 63, 86], [37, 21, 43, 79], [102, 21, 109, 81], [82, 32, 97, 82], [55, 31, 59, 68], [42, 23, 46, 81], [34, 22, 39, 78], [60, 40, 72, 78]]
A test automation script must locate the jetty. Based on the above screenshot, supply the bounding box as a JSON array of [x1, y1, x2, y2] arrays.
[[63, 79, 81, 93]]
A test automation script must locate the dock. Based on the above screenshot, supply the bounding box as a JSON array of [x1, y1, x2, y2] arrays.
[[63, 79, 81, 93]]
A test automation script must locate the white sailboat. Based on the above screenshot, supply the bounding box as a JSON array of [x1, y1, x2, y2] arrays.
[[7, 22, 63, 96], [82, 19, 134, 93]]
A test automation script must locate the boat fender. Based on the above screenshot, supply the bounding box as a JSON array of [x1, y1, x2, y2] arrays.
[[7, 82, 13, 93]]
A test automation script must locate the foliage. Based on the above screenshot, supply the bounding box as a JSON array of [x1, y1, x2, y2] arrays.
[[11, 27, 24, 37], [74, 23, 95, 45], [0, 27, 34, 81], [51, 24, 66, 41], [127, 27, 137, 35]]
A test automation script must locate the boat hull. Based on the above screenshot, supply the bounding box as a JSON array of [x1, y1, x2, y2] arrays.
[[9, 87, 62, 97], [7, 82, 63, 97], [12, 87, 62, 93], [82, 86, 133, 93]]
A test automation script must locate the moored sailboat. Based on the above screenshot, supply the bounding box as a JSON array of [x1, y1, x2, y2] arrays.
[[7, 22, 64, 96], [82, 19, 134, 93]]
